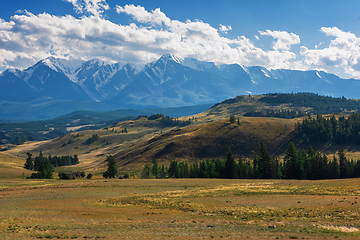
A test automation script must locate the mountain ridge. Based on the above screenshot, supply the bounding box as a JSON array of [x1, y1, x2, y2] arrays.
[[1, 54, 360, 120]]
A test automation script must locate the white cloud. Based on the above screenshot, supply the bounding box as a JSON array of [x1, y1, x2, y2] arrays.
[[301, 27, 360, 78], [0, 4, 303, 74], [1, 3, 360, 79], [116, 4, 170, 25], [259, 30, 300, 50], [63, 0, 109, 17], [219, 24, 232, 33]]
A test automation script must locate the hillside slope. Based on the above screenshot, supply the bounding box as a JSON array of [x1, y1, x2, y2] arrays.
[[113, 117, 298, 171], [5, 93, 360, 174]]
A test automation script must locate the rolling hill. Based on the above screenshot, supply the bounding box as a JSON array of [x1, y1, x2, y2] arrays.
[[0, 103, 213, 145], [5, 93, 360, 177]]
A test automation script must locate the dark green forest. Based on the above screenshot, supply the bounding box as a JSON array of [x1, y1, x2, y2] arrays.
[[141, 142, 360, 180], [25, 151, 79, 179], [295, 112, 360, 144], [245, 109, 306, 119], [245, 93, 360, 119], [261, 92, 360, 113]]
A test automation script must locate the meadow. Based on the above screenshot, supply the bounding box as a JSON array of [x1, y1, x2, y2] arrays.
[[1, 178, 360, 239]]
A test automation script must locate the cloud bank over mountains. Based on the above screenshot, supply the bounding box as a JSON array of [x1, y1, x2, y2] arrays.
[[1, 0, 360, 79]]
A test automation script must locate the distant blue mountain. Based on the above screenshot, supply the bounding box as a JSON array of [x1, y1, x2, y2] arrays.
[[0, 53, 359, 120]]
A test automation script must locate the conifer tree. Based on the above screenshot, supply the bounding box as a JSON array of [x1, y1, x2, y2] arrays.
[[151, 158, 159, 177], [338, 148, 348, 178], [168, 161, 179, 178], [283, 142, 304, 179], [24, 152, 33, 170], [253, 142, 274, 179], [229, 115, 236, 124], [225, 148, 237, 179], [103, 155, 118, 178]]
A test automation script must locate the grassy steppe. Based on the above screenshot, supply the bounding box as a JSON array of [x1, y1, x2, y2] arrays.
[[1, 178, 360, 239]]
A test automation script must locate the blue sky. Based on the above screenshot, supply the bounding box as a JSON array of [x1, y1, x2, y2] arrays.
[[1, 0, 360, 79]]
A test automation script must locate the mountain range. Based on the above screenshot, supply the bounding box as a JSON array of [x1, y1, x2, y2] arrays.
[[1, 53, 360, 120]]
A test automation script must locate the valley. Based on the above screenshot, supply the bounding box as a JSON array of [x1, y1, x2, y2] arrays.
[[2, 93, 360, 239], [3, 93, 360, 178], [1, 1, 360, 238]]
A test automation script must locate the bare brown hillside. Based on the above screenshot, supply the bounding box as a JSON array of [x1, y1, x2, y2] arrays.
[[114, 117, 299, 171]]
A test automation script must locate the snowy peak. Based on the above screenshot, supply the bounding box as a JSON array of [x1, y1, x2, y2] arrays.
[[2, 68, 22, 78], [147, 54, 184, 69], [181, 57, 216, 71], [159, 53, 183, 64], [1, 54, 359, 111]]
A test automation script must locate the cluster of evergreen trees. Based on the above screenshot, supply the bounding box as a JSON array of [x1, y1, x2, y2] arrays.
[[48, 155, 79, 167], [85, 134, 100, 144], [58, 171, 92, 179], [141, 142, 360, 180], [158, 116, 191, 127], [137, 113, 191, 127], [24, 151, 80, 179], [295, 113, 360, 144], [261, 93, 360, 114], [245, 109, 306, 119], [25, 152, 53, 179]]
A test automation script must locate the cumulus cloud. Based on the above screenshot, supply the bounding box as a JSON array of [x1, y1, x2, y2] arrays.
[[219, 24, 232, 33], [112, 4, 298, 69], [1, 2, 360, 79], [301, 27, 360, 78], [259, 30, 300, 51], [116, 4, 170, 25], [63, 0, 109, 17]]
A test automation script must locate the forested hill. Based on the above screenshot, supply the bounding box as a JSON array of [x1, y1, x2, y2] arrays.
[[260, 93, 360, 114], [206, 93, 360, 121]]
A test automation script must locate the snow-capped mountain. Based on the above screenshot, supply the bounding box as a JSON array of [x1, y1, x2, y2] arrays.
[[1, 53, 360, 119]]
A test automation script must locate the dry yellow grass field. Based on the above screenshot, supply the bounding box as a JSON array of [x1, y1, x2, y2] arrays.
[[0, 178, 360, 239]]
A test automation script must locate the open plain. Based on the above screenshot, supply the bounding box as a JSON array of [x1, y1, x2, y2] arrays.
[[1, 178, 360, 239]]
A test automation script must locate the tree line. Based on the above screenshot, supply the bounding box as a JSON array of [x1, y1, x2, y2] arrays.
[[295, 112, 360, 144], [141, 142, 360, 180], [24, 151, 79, 179], [245, 109, 306, 119], [261, 93, 360, 114]]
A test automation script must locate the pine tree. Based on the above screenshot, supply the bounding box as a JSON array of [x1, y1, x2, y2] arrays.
[[141, 163, 151, 178], [104, 155, 118, 178], [338, 148, 348, 178], [168, 161, 179, 178], [238, 156, 245, 179], [253, 142, 274, 179], [190, 163, 198, 178], [199, 160, 208, 178], [229, 115, 236, 124], [330, 155, 340, 179], [225, 148, 238, 179], [151, 158, 159, 177], [283, 142, 304, 179], [24, 152, 33, 170]]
